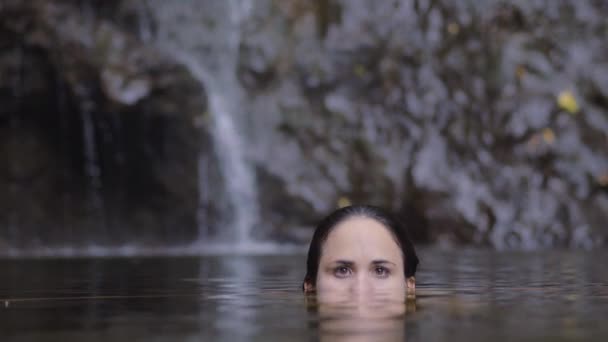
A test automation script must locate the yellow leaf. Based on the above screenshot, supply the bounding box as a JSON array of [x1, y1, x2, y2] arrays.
[[337, 196, 352, 208], [447, 22, 460, 35], [353, 64, 367, 78], [516, 65, 526, 80], [542, 128, 555, 144], [557, 90, 579, 114]]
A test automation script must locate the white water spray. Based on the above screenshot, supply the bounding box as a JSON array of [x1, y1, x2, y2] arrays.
[[150, 0, 259, 246]]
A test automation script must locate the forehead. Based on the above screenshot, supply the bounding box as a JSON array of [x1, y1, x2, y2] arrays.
[[320, 216, 403, 262]]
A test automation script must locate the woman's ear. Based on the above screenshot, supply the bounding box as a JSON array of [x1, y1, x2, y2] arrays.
[[406, 276, 416, 291], [405, 276, 416, 298], [303, 277, 315, 293]]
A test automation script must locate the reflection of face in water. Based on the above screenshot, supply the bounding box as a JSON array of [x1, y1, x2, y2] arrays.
[[313, 298, 413, 342], [314, 217, 415, 303]]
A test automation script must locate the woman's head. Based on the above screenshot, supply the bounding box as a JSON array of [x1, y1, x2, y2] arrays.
[[303, 205, 419, 302]]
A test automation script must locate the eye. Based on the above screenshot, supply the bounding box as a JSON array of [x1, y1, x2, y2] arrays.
[[374, 266, 390, 278], [333, 266, 352, 278]]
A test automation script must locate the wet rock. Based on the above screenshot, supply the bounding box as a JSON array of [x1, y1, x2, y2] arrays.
[[0, 0, 223, 248], [238, 0, 608, 248], [1, 0, 607, 249]]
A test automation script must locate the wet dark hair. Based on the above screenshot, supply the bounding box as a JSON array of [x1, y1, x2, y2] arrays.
[[303, 205, 419, 290]]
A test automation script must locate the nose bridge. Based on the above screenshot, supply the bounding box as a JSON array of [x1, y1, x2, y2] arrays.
[[351, 271, 372, 297]]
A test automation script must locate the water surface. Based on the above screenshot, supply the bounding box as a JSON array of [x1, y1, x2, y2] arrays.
[[1, 249, 607, 341]]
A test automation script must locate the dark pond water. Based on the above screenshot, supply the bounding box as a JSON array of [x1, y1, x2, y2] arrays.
[[1, 249, 607, 341]]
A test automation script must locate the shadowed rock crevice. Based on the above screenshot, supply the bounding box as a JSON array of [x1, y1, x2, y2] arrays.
[[0, 2, 224, 248]]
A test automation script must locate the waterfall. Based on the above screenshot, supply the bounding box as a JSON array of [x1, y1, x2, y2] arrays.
[[150, 0, 259, 247], [80, 99, 105, 242]]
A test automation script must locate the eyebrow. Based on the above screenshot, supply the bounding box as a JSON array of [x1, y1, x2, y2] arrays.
[[331, 260, 396, 266], [333, 260, 354, 267], [371, 259, 396, 266]]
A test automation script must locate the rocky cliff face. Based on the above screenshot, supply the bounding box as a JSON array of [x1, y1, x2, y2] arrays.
[[1, 0, 607, 251], [0, 0, 226, 249]]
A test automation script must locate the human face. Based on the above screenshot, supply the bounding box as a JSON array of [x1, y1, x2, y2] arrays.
[[314, 216, 413, 303]]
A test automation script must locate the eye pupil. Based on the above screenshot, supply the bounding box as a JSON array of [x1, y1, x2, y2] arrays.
[[375, 267, 388, 276], [334, 266, 351, 278]]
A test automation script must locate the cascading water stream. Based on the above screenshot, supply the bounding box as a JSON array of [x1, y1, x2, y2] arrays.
[[183, 56, 260, 246], [78, 0, 105, 246], [149, 0, 259, 247], [80, 101, 104, 224]]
